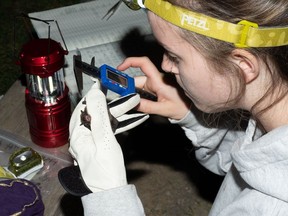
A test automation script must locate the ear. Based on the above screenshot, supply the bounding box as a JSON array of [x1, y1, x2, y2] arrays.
[[231, 49, 259, 84]]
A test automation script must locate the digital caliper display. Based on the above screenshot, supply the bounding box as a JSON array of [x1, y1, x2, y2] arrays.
[[73, 56, 157, 100], [106, 69, 128, 87]]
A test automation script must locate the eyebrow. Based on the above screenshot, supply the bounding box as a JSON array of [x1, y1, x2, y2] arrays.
[[155, 39, 172, 52], [153, 30, 182, 56], [162, 43, 180, 57]]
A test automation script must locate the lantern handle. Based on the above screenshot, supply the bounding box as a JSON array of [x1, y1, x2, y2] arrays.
[[14, 13, 69, 56]]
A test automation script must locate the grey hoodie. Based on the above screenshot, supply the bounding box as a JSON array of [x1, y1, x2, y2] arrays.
[[81, 110, 288, 215]]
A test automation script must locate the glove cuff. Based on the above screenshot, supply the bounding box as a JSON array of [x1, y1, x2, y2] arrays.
[[58, 166, 92, 197]]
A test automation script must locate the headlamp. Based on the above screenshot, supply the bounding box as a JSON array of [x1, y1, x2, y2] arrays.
[[131, 0, 288, 48]]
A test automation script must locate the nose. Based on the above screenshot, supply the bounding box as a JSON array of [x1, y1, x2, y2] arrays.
[[161, 53, 174, 73]]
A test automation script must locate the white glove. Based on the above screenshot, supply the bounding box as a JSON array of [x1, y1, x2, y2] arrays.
[[68, 82, 149, 193]]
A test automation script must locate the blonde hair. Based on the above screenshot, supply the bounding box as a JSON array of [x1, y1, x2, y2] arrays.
[[167, 0, 288, 117]]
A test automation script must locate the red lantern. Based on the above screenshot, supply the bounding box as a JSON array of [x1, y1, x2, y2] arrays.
[[18, 17, 70, 148]]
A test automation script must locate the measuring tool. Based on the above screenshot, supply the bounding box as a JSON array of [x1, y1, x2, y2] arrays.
[[73, 53, 157, 101]]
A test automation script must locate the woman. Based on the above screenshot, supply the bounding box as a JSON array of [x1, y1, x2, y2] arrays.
[[60, 0, 288, 215]]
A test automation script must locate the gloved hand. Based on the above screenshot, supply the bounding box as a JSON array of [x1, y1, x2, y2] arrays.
[[58, 81, 149, 196]]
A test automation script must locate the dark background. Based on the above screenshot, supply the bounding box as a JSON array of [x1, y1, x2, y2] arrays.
[[0, 0, 82, 95]]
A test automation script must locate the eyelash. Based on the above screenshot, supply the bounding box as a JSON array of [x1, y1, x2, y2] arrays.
[[165, 51, 179, 64]]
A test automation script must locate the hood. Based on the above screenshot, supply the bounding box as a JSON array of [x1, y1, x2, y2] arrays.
[[232, 119, 288, 202]]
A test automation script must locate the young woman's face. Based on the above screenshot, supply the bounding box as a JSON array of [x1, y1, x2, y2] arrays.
[[148, 12, 234, 112]]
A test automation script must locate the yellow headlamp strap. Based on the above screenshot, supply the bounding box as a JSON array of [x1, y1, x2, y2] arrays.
[[140, 0, 288, 48]]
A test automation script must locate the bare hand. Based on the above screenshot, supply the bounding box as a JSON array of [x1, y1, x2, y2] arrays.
[[117, 57, 191, 120]]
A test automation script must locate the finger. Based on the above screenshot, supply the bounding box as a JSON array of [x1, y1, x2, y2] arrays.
[[108, 93, 140, 117], [134, 76, 147, 89], [135, 98, 164, 115], [69, 97, 86, 132], [69, 81, 102, 133], [69, 126, 94, 160], [114, 113, 149, 135], [69, 114, 96, 163], [85, 88, 119, 151], [117, 57, 162, 79], [69, 95, 97, 159]]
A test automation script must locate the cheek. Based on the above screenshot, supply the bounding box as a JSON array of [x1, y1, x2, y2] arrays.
[[178, 66, 208, 93], [178, 68, 233, 110]]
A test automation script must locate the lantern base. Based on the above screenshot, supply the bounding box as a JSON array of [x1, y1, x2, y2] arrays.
[[29, 126, 69, 148], [25, 87, 71, 148]]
